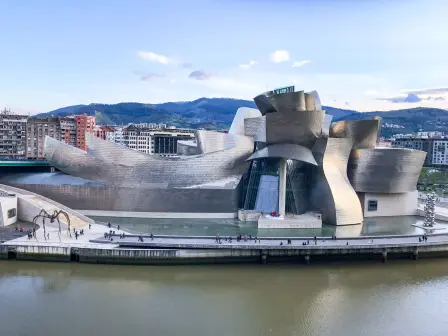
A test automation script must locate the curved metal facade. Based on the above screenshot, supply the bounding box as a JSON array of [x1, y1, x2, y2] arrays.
[[5, 181, 240, 213], [244, 116, 266, 142], [45, 134, 254, 188], [19, 87, 426, 223], [348, 148, 426, 193], [311, 138, 363, 225], [228, 107, 261, 135], [330, 119, 380, 149], [246, 143, 318, 166], [265, 109, 325, 148], [253, 94, 276, 115], [177, 140, 200, 156], [269, 90, 307, 112]]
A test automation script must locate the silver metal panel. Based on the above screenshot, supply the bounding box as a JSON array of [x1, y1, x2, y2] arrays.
[[348, 148, 426, 193], [244, 116, 266, 142], [228, 107, 261, 135], [253, 93, 276, 115], [330, 119, 380, 149], [269, 91, 307, 113], [45, 133, 254, 188], [311, 138, 363, 225], [310, 90, 322, 110], [177, 140, 200, 155], [196, 130, 241, 153], [246, 143, 318, 166], [6, 183, 240, 213], [321, 114, 333, 137], [265, 109, 325, 148]]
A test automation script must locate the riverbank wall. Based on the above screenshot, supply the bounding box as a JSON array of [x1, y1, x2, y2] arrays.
[[4, 241, 448, 265]]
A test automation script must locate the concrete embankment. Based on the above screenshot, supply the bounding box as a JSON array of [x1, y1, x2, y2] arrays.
[[4, 240, 448, 265]]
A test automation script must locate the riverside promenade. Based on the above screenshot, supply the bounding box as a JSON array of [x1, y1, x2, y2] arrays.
[[4, 210, 448, 264]]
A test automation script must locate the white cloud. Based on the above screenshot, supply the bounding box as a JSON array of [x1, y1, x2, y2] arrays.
[[270, 50, 290, 63], [292, 60, 311, 68], [239, 60, 258, 69], [137, 51, 172, 65], [364, 89, 381, 96], [401, 87, 448, 95]]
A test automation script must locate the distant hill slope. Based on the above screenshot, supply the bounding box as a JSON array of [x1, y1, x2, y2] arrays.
[[37, 98, 356, 130], [336, 107, 448, 137], [37, 98, 448, 137]]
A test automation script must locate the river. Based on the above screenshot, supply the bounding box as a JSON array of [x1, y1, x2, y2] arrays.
[[1, 260, 448, 336]]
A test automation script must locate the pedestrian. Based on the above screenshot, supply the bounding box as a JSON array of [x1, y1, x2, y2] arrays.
[[346, 242, 349, 245], [117, 225, 120, 231], [89, 223, 91, 229], [108, 222, 111, 228]]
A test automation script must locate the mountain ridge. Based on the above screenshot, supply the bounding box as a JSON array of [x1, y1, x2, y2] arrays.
[[37, 98, 448, 137]]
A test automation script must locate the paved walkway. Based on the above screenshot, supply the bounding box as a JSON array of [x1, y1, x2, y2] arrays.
[[3, 222, 129, 249], [91, 232, 448, 249]]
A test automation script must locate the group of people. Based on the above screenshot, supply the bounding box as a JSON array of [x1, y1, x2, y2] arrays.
[[72, 227, 85, 240], [214, 234, 262, 244], [419, 235, 428, 242]]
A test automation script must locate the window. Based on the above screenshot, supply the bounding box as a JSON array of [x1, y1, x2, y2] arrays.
[[7, 208, 16, 218], [368, 200, 378, 212]]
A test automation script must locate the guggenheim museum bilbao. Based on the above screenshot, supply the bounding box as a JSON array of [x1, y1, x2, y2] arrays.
[[3, 88, 426, 226]]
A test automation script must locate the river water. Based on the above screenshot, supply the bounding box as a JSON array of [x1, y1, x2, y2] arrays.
[[1, 260, 448, 336]]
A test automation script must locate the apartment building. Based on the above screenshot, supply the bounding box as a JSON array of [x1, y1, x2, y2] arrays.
[[0, 108, 27, 158], [26, 117, 61, 159], [60, 117, 76, 146], [123, 125, 194, 156], [75, 114, 95, 150], [105, 127, 124, 145]]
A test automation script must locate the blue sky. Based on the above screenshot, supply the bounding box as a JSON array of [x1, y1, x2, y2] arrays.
[[0, 0, 447, 113]]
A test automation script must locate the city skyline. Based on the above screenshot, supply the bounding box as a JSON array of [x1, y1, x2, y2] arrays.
[[0, 0, 447, 113]]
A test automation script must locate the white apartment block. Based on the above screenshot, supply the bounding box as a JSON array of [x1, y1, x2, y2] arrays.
[[432, 140, 448, 165], [0, 108, 27, 158], [123, 125, 195, 156]]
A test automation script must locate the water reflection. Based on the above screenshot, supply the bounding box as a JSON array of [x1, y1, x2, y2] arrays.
[[1, 261, 448, 336], [89, 215, 447, 237]]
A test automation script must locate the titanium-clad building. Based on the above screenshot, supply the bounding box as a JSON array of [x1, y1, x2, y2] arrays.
[[1, 87, 426, 225]]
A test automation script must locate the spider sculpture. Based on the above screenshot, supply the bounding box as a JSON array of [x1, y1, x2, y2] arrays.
[[32, 209, 71, 240]]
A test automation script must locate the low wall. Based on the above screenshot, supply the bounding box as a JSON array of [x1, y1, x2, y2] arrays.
[[78, 210, 237, 219], [0, 184, 94, 225], [6, 184, 240, 214], [3, 240, 448, 265]]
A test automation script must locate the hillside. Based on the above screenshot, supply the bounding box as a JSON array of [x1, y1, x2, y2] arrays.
[[38, 98, 355, 130], [38, 98, 448, 137], [337, 107, 448, 137]]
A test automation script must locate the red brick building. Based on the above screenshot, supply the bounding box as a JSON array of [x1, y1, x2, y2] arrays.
[[75, 114, 95, 150]]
